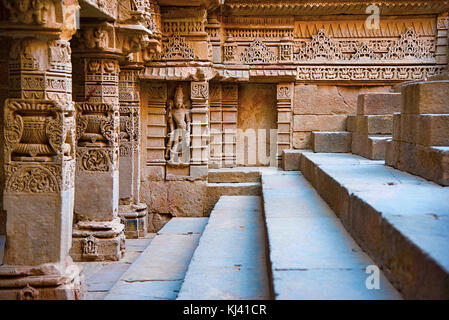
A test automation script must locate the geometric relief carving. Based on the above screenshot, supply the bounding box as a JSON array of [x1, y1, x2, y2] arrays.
[[295, 28, 434, 63], [297, 29, 344, 61], [240, 39, 277, 64], [161, 34, 196, 60], [384, 28, 433, 60], [297, 65, 445, 82]]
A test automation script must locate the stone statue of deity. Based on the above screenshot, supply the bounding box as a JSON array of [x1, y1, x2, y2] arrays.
[[165, 85, 191, 165]]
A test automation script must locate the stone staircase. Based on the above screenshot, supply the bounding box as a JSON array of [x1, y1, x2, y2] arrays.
[[204, 167, 264, 214], [87, 164, 449, 300], [177, 196, 271, 300]]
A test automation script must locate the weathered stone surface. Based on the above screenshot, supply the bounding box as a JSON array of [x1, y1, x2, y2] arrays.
[[402, 80, 449, 114], [351, 133, 391, 160], [141, 181, 169, 214], [147, 213, 173, 233], [205, 182, 261, 215], [105, 218, 207, 300], [261, 172, 401, 300], [312, 131, 352, 153], [282, 150, 304, 171], [208, 168, 261, 183], [347, 115, 357, 132], [294, 115, 347, 132], [178, 197, 270, 300], [300, 152, 449, 299], [293, 132, 312, 149], [294, 85, 391, 115], [354, 115, 393, 135], [357, 93, 401, 115], [168, 181, 207, 217], [417, 114, 449, 147]]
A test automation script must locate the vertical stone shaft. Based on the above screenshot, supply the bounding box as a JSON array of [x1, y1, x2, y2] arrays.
[[0, 39, 10, 235], [190, 81, 210, 168], [436, 14, 449, 67], [221, 84, 238, 168], [70, 56, 125, 261], [208, 83, 223, 168], [118, 66, 147, 238], [276, 83, 294, 164], [145, 82, 168, 180], [0, 35, 82, 299]]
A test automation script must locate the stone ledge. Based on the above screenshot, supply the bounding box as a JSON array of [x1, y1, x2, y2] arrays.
[[299, 152, 449, 299]]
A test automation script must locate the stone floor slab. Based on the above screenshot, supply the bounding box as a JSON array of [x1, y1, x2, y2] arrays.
[[104, 218, 206, 300], [274, 269, 401, 300], [157, 217, 208, 235]]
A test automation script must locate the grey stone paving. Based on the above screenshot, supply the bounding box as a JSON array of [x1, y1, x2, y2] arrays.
[[177, 196, 271, 300], [262, 171, 402, 300], [104, 218, 208, 300], [80, 234, 156, 300]]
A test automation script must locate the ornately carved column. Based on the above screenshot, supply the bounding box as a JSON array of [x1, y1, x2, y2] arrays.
[[0, 0, 82, 299], [276, 83, 294, 165], [118, 66, 147, 238], [190, 81, 210, 178], [70, 56, 125, 261]]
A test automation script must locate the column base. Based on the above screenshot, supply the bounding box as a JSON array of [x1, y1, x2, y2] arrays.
[[0, 258, 83, 300], [71, 218, 125, 262], [119, 203, 148, 239]]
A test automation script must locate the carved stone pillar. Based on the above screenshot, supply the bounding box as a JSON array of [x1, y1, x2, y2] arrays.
[[221, 84, 238, 168], [0, 36, 81, 299], [70, 57, 125, 261], [209, 83, 222, 168], [436, 14, 449, 68], [276, 83, 294, 165], [118, 66, 147, 238], [190, 81, 209, 178], [0, 39, 10, 235]]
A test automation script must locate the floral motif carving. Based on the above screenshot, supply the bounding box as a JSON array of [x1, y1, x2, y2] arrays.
[[5, 165, 59, 193], [77, 148, 113, 172]]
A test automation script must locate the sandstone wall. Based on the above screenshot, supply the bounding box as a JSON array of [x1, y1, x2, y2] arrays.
[[237, 83, 277, 166], [293, 85, 392, 149]]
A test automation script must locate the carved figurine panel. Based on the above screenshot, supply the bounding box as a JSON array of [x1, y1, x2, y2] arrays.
[[165, 84, 191, 166]]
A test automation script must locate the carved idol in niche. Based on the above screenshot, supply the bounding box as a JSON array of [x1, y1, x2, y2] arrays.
[[165, 85, 191, 165]]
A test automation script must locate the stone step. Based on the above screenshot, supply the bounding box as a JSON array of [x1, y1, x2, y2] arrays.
[[311, 131, 352, 153], [208, 168, 261, 183], [205, 182, 261, 215], [300, 152, 449, 299], [103, 217, 208, 300], [352, 133, 392, 160], [177, 196, 271, 300], [261, 171, 401, 300]]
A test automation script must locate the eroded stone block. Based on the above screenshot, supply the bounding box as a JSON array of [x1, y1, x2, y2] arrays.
[[312, 131, 352, 153], [357, 92, 402, 115]]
